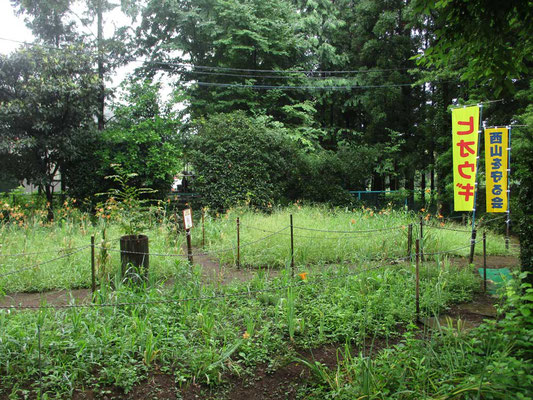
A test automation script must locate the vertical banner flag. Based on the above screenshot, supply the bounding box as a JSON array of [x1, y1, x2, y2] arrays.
[[452, 106, 480, 211], [485, 127, 508, 212]]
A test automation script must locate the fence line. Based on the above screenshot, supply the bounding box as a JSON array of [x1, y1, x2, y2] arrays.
[[102, 226, 290, 258], [0, 246, 90, 278], [0, 264, 386, 311], [0, 244, 90, 258], [293, 224, 405, 234]]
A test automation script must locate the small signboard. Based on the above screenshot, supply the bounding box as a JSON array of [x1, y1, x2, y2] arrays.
[[183, 208, 193, 230]]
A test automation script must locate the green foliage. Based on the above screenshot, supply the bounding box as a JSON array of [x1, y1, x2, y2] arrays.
[[98, 79, 182, 198], [0, 258, 485, 397], [97, 164, 158, 236], [513, 81, 533, 286], [301, 280, 533, 399], [0, 46, 99, 217], [187, 111, 298, 210], [414, 0, 532, 96]]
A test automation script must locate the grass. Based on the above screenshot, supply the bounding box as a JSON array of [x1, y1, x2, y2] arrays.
[[0, 203, 528, 399], [196, 205, 515, 268], [0, 260, 482, 398], [0, 204, 517, 293]]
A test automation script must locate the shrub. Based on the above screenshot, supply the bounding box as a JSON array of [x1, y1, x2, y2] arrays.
[[187, 111, 298, 210]]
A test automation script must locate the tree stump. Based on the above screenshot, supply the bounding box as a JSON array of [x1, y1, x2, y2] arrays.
[[120, 234, 149, 283]]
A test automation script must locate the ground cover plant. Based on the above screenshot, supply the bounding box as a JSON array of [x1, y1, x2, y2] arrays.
[[197, 205, 515, 268], [0, 203, 515, 293], [0, 202, 526, 399], [1, 259, 485, 398]]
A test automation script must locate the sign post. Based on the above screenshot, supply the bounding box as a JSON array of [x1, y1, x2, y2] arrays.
[[452, 105, 482, 262], [183, 208, 194, 264]]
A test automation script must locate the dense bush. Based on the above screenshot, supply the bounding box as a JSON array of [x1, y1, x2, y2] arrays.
[[291, 144, 376, 206], [513, 92, 533, 286], [187, 112, 299, 210], [187, 112, 381, 209], [64, 80, 182, 205]]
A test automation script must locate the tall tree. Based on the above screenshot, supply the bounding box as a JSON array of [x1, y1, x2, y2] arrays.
[[414, 0, 533, 283], [0, 46, 99, 219], [137, 0, 312, 125]]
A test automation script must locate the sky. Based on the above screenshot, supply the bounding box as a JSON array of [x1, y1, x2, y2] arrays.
[[0, 1, 34, 54], [0, 1, 178, 109], [0, 1, 139, 91]]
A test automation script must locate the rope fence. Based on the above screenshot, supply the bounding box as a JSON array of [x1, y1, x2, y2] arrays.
[[0, 212, 518, 283], [0, 264, 387, 311], [0, 246, 90, 278]]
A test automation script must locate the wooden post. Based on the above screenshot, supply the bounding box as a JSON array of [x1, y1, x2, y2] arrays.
[[186, 229, 193, 264], [236, 217, 240, 268], [290, 214, 294, 278], [419, 216, 424, 261], [415, 239, 420, 322], [505, 214, 510, 250], [469, 229, 477, 265], [483, 231, 487, 292], [407, 223, 413, 259], [202, 209, 205, 248], [91, 235, 96, 294]]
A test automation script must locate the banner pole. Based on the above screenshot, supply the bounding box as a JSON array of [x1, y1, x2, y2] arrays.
[[470, 104, 483, 259], [506, 126, 512, 250]]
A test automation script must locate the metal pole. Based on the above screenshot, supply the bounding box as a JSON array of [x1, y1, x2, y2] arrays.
[[483, 231, 487, 292], [470, 106, 483, 261], [407, 223, 413, 259], [186, 229, 193, 264], [419, 216, 424, 261], [469, 229, 477, 265], [506, 126, 512, 250], [91, 235, 96, 294], [290, 214, 294, 278], [415, 239, 420, 322], [202, 209, 205, 248], [236, 217, 240, 268]]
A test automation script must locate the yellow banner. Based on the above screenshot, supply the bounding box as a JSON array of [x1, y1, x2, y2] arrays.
[[452, 106, 480, 211], [485, 128, 508, 212]]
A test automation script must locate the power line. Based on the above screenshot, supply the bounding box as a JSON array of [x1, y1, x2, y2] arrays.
[[0, 36, 421, 77], [140, 59, 420, 75], [193, 81, 421, 91]]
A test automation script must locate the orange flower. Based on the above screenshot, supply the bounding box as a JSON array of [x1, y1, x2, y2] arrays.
[[350, 219, 356, 224], [298, 272, 308, 281], [438, 213, 443, 219], [425, 214, 430, 221], [420, 208, 425, 212], [440, 222, 445, 227], [242, 331, 250, 339]]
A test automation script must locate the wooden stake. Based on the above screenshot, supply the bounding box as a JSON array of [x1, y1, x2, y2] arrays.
[[236, 217, 240, 268], [202, 209, 205, 248], [186, 229, 193, 264], [290, 214, 294, 278], [407, 223, 413, 259], [469, 229, 477, 265], [415, 239, 420, 322], [483, 231, 487, 292], [91, 235, 96, 294], [419, 216, 424, 261]]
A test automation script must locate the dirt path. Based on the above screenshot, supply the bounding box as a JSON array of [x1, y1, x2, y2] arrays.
[[0, 247, 278, 308], [0, 253, 517, 309]]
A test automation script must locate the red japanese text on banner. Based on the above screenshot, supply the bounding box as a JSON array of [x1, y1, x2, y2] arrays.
[[452, 106, 480, 211], [485, 128, 508, 213]]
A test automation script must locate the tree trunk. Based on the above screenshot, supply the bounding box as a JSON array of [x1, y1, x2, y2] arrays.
[[97, 0, 105, 131], [406, 175, 415, 210], [120, 234, 149, 283]]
